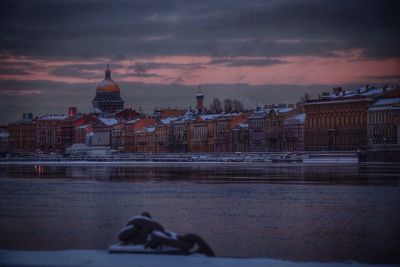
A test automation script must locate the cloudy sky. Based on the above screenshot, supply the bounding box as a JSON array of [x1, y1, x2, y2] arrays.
[[0, 0, 399, 123]]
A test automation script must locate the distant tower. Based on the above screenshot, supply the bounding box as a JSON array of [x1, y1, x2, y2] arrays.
[[92, 64, 124, 114], [196, 86, 205, 113]]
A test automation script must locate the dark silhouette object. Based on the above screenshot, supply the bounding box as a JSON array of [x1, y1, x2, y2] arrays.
[[180, 234, 216, 257], [116, 212, 215, 257]]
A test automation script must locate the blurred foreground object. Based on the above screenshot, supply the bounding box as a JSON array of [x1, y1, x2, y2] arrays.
[[109, 212, 215, 257]]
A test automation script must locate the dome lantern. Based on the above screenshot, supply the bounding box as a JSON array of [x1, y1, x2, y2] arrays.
[[96, 64, 120, 93]]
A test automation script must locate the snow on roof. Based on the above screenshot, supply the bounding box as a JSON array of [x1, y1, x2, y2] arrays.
[[285, 113, 306, 124], [126, 118, 141, 124], [238, 123, 248, 128], [99, 118, 118, 126], [276, 107, 293, 113], [199, 114, 221, 121], [316, 86, 396, 102], [369, 106, 400, 111], [77, 124, 92, 129], [146, 127, 155, 132], [248, 112, 266, 119], [373, 98, 400, 106], [369, 98, 400, 111], [39, 115, 68, 120], [92, 108, 102, 114], [160, 117, 179, 125]]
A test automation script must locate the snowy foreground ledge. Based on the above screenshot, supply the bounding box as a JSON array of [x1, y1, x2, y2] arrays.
[[0, 250, 395, 267]]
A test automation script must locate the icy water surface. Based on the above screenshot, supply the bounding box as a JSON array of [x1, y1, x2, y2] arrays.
[[0, 163, 399, 263]]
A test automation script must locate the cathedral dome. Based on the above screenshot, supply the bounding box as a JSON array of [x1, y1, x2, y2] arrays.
[[96, 64, 120, 93]]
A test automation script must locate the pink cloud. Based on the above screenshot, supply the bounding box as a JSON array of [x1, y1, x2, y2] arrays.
[[0, 52, 399, 86]]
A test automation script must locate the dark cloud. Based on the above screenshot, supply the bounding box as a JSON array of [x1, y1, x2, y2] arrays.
[[0, 0, 399, 59], [49, 64, 105, 79], [0, 67, 31, 75], [363, 74, 400, 83], [209, 58, 288, 67]]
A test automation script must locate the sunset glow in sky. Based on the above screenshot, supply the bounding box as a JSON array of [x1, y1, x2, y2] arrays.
[[0, 0, 399, 123]]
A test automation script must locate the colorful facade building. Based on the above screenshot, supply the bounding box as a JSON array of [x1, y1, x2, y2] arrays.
[[304, 99, 372, 151], [91, 118, 118, 147], [248, 109, 267, 152], [169, 119, 189, 153], [188, 115, 216, 153], [155, 117, 178, 153], [283, 113, 305, 151], [367, 98, 400, 145], [231, 115, 250, 152], [303, 86, 392, 151], [213, 116, 232, 152], [74, 124, 93, 146], [111, 122, 126, 151], [265, 107, 295, 152], [7, 113, 37, 152], [134, 126, 156, 153], [123, 118, 156, 152], [36, 115, 68, 153]]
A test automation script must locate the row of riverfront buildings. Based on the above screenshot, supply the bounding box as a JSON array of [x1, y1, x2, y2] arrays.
[[2, 65, 400, 155]]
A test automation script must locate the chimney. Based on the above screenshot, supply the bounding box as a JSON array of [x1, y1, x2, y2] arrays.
[[69, 107, 77, 117], [333, 87, 342, 96]]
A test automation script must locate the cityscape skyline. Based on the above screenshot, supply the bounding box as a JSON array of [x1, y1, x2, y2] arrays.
[[1, 0, 399, 124]]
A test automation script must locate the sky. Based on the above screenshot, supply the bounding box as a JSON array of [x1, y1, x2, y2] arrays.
[[0, 0, 399, 124]]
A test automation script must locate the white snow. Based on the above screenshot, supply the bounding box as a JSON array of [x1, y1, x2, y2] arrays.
[[98, 118, 118, 126], [369, 98, 400, 111], [146, 127, 156, 132], [285, 113, 306, 124], [39, 115, 68, 120], [77, 124, 91, 129], [369, 106, 400, 111], [0, 250, 395, 267], [160, 117, 180, 125], [125, 118, 141, 124], [372, 98, 400, 106], [199, 114, 221, 121], [276, 107, 293, 113]]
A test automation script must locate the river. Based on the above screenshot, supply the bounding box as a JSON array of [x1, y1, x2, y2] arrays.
[[0, 163, 399, 263]]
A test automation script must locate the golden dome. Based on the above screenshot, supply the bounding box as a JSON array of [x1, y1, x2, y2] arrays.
[[96, 64, 120, 93]]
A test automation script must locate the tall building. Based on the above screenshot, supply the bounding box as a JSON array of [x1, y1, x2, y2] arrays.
[[7, 113, 37, 152], [303, 86, 391, 151], [92, 64, 124, 114], [196, 89, 205, 113]]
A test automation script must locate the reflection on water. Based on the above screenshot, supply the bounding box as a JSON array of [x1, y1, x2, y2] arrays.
[[2, 163, 400, 186], [0, 163, 400, 263]]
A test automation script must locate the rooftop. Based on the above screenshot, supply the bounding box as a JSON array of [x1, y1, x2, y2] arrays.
[[98, 118, 118, 126]]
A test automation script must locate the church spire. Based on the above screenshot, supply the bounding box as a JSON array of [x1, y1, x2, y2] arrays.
[[105, 64, 111, 80]]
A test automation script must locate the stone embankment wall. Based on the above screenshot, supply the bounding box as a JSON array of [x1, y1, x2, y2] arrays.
[[359, 148, 400, 163]]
